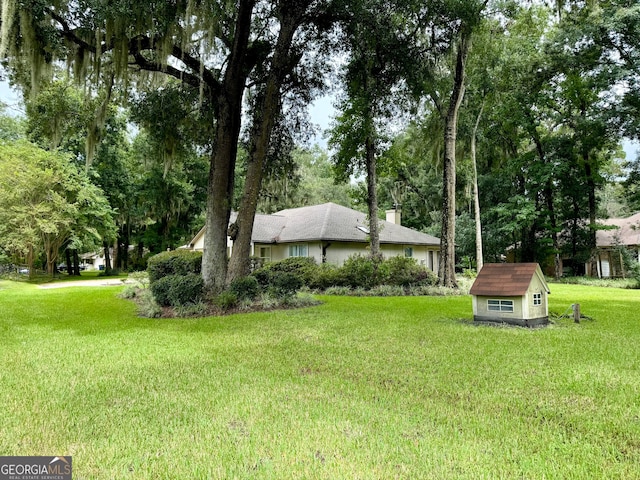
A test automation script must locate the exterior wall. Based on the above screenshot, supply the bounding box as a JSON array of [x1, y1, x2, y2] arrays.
[[197, 235, 440, 272], [473, 295, 524, 320], [525, 276, 549, 319]]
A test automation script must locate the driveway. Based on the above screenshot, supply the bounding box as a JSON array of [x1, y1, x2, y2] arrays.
[[38, 279, 130, 289]]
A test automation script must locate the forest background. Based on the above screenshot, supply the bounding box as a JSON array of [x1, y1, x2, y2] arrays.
[[1, 0, 639, 288]]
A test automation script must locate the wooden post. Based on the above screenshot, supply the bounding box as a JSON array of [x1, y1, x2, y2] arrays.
[[572, 303, 580, 323]]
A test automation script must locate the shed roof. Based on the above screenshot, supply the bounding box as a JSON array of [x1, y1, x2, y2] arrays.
[[469, 263, 549, 296]]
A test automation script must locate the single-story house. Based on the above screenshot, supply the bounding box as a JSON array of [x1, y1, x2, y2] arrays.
[[470, 263, 550, 327], [188, 202, 441, 272], [79, 251, 107, 271], [591, 212, 640, 278]]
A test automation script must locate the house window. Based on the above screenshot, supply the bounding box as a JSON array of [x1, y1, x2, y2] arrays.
[[533, 293, 542, 306], [258, 247, 271, 262], [404, 247, 413, 258], [288, 244, 308, 258], [487, 299, 514, 312]]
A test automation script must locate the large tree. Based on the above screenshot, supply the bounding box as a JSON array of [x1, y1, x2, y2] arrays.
[[0, 0, 338, 292], [227, 0, 337, 282], [0, 141, 114, 276], [329, 0, 433, 257]]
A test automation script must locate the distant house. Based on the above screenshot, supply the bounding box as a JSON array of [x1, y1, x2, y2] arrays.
[[79, 251, 107, 271], [470, 263, 550, 327], [592, 212, 640, 278], [188, 202, 441, 271]]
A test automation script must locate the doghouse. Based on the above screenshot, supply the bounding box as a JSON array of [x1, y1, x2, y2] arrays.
[[470, 263, 550, 327]]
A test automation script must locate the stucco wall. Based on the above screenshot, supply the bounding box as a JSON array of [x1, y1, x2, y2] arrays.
[[193, 233, 440, 272], [254, 241, 439, 272]]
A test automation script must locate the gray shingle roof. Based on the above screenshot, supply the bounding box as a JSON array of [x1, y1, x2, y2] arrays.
[[596, 212, 640, 247], [190, 203, 440, 247], [256, 203, 439, 245]]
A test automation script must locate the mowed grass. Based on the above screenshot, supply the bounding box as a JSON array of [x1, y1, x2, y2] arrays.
[[1, 280, 639, 479]]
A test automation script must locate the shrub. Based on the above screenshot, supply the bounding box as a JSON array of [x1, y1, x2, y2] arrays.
[[385, 256, 437, 287], [253, 257, 318, 287], [341, 254, 388, 289], [136, 290, 162, 318], [324, 286, 352, 296], [283, 291, 322, 308], [269, 271, 303, 299], [128, 271, 150, 289], [147, 250, 202, 282], [308, 263, 347, 290], [369, 284, 406, 296], [173, 302, 209, 318], [118, 284, 139, 299], [150, 276, 173, 306], [151, 273, 204, 307], [215, 291, 238, 311], [229, 276, 260, 301]]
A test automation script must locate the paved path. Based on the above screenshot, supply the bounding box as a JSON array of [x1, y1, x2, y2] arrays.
[[38, 279, 130, 289]]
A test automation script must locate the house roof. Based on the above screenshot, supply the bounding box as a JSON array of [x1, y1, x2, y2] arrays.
[[469, 263, 550, 297], [596, 212, 640, 248], [189, 202, 440, 247], [271, 203, 440, 245]]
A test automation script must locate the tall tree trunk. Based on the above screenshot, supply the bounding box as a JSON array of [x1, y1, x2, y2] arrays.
[[65, 248, 72, 276], [584, 155, 599, 277], [544, 179, 561, 278], [227, 13, 301, 283], [471, 103, 484, 272], [27, 244, 35, 279], [366, 134, 380, 256], [529, 123, 561, 279], [72, 249, 80, 276], [112, 238, 118, 272], [439, 31, 470, 288], [103, 240, 112, 274], [201, 0, 255, 293]]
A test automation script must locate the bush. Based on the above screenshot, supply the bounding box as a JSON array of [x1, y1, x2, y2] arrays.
[[173, 302, 209, 318], [147, 250, 202, 282], [269, 271, 303, 299], [151, 273, 204, 307], [308, 263, 347, 290], [136, 290, 163, 318], [385, 256, 437, 287], [118, 284, 139, 299], [229, 276, 260, 301], [253, 257, 318, 287], [215, 291, 238, 311], [341, 254, 388, 289], [369, 284, 406, 296]]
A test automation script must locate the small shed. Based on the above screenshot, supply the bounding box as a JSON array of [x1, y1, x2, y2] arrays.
[[470, 263, 550, 327]]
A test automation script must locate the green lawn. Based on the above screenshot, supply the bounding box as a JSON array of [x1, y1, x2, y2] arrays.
[[1, 280, 639, 479]]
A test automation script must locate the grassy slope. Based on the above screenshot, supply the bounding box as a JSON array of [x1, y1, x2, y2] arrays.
[[0, 280, 639, 479]]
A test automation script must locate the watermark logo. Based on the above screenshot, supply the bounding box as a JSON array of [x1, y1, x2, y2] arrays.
[[0, 456, 72, 480]]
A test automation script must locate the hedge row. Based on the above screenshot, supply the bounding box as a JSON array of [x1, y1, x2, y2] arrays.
[[252, 254, 437, 291], [146, 250, 438, 307]]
